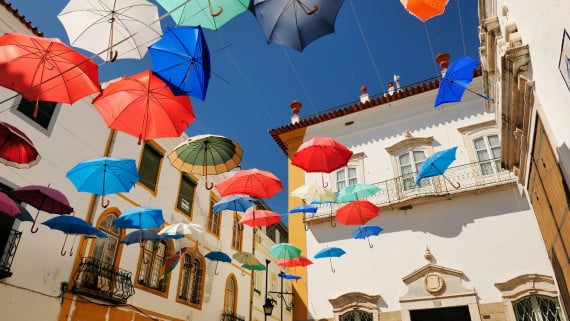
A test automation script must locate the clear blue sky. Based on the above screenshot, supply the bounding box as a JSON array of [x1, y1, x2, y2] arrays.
[[10, 0, 481, 220]]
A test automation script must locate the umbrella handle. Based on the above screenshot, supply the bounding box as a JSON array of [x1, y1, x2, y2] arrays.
[[443, 175, 461, 189], [214, 261, 220, 275], [32, 101, 40, 119], [304, 5, 319, 15], [137, 134, 142, 145], [30, 211, 40, 233], [329, 257, 335, 273], [207, 0, 223, 16], [101, 196, 110, 208], [329, 215, 336, 227], [321, 174, 328, 188], [109, 50, 118, 62], [205, 181, 214, 190], [368, 238, 374, 248], [304, 223, 309, 231], [61, 234, 69, 256]]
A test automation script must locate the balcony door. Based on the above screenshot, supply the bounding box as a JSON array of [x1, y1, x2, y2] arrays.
[[92, 213, 120, 266]]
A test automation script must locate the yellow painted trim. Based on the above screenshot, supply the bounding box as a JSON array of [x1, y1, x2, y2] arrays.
[[116, 193, 140, 207], [231, 213, 243, 251], [173, 173, 197, 219], [223, 273, 238, 313], [137, 140, 165, 196], [133, 306, 185, 321], [206, 193, 222, 238]]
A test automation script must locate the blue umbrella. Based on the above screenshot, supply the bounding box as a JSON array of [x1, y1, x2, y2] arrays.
[[352, 225, 383, 248], [66, 157, 139, 208], [112, 207, 164, 230], [120, 229, 165, 245], [213, 195, 256, 213], [205, 251, 232, 275], [314, 247, 345, 273], [415, 147, 460, 189], [289, 205, 318, 214], [252, 0, 346, 52], [278, 271, 301, 280], [42, 215, 106, 256], [434, 56, 491, 107], [149, 26, 211, 101]]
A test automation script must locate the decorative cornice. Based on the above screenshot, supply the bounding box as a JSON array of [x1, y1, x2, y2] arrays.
[[385, 136, 434, 154], [0, 1, 42, 36], [495, 274, 558, 300], [457, 120, 497, 134], [329, 292, 381, 314], [402, 264, 464, 284]]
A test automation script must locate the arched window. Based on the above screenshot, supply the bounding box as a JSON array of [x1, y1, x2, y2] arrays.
[[137, 240, 170, 293], [177, 251, 205, 308], [224, 275, 238, 314], [340, 310, 373, 321], [92, 213, 120, 265], [513, 295, 562, 321]]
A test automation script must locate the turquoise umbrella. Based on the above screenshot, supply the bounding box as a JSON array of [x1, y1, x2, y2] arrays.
[[314, 247, 345, 273], [337, 184, 380, 203], [415, 147, 460, 189], [155, 0, 250, 30], [270, 243, 302, 260]]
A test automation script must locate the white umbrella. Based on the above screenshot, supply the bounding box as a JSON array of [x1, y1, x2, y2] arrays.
[[291, 184, 337, 204], [57, 0, 162, 61], [158, 222, 204, 238]]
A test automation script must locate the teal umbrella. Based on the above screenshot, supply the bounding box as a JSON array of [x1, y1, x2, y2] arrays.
[[270, 243, 302, 260], [337, 184, 380, 203], [155, 0, 250, 30], [242, 263, 266, 271]]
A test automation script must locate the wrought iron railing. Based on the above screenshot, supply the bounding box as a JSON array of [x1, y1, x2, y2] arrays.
[[0, 229, 22, 278], [305, 160, 516, 224], [72, 257, 135, 303], [220, 311, 246, 321]]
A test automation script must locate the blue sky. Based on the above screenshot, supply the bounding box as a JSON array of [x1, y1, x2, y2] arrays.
[[10, 0, 480, 220]]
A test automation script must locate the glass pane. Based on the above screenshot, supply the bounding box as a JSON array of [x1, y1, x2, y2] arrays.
[[403, 176, 416, 191], [17, 98, 57, 129], [537, 296, 562, 321], [336, 169, 345, 181], [337, 181, 346, 192], [400, 164, 413, 175], [477, 150, 490, 161], [399, 153, 410, 165], [495, 160, 502, 172], [491, 146, 501, 159], [348, 167, 357, 178], [178, 175, 196, 215], [479, 162, 495, 175], [488, 135, 500, 147], [413, 150, 426, 161], [414, 161, 425, 173], [348, 178, 358, 185], [139, 144, 162, 191], [513, 297, 536, 321], [474, 137, 486, 150]]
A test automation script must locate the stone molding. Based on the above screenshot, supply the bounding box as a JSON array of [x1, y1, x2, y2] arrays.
[[495, 274, 558, 300]]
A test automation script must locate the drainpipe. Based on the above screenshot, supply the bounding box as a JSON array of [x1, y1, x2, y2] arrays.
[[249, 227, 257, 321]]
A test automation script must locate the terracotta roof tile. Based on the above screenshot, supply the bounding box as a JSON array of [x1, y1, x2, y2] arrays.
[[1, 1, 43, 36]]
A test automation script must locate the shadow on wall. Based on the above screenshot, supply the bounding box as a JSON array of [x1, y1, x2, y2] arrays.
[[558, 143, 570, 185], [309, 186, 530, 242]]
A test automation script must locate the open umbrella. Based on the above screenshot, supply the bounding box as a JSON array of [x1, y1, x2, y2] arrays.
[[66, 157, 139, 208], [0, 122, 40, 169], [149, 26, 211, 100], [15, 204, 34, 222], [158, 222, 204, 238], [415, 146, 460, 188], [335, 200, 379, 226], [10, 185, 74, 233], [0, 33, 100, 117], [291, 184, 336, 204], [434, 56, 490, 107], [289, 204, 318, 214], [205, 251, 231, 275], [352, 225, 383, 248], [270, 243, 302, 260], [112, 207, 164, 229], [242, 263, 266, 271], [92, 70, 196, 144], [168, 135, 243, 189], [252, 0, 346, 51], [57, 0, 162, 61], [216, 168, 283, 198], [337, 184, 380, 203], [42, 215, 106, 256], [120, 229, 164, 245], [239, 210, 281, 227], [278, 271, 301, 280], [155, 0, 250, 30], [314, 247, 345, 273], [400, 0, 449, 22], [0, 191, 20, 217], [214, 195, 256, 213], [277, 256, 313, 267], [233, 251, 262, 270]]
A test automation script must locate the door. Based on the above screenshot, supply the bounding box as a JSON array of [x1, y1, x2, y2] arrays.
[[410, 306, 471, 321]]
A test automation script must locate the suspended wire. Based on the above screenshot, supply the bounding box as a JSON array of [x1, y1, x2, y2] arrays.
[[281, 48, 318, 113], [423, 23, 440, 77], [456, 0, 467, 56]]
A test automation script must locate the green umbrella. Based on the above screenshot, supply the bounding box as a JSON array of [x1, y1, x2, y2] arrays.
[[168, 134, 243, 189], [156, 0, 250, 30], [242, 263, 267, 271], [270, 243, 302, 260], [337, 184, 380, 203]]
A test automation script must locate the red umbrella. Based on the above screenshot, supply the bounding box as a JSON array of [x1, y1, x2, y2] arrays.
[[92, 70, 196, 144], [335, 200, 379, 226], [0, 191, 20, 217], [0, 33, 100, 117], [215, 168, 283, 198], [291, 137, 353, 187], [277, 256, 313, 267], [0, 122, 40, 169], [239, 210, 281, 227]]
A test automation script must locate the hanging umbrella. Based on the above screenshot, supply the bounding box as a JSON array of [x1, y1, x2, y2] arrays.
[[352, 225, 383, 248], [270, 243, 302, 260], [15, 204, 34, 222], [168, 135, 243, 189], [155, 0, 250, 30], [252, 0, 346, 51], [92, 70, 196, 144], [216, 168, 283, 198], [232, 251, 262, 265], [112, 207, 164, 229], [415, 146, 460, 188], [291, 184, 336, 204], [434, 56, 490, 107], [400, 0, 449, 22], [57, 0, 162, 61], [149, 26, 211, 100], [205, 250, 231, 275], [314, 247, 345, 273], [337, 184, 380, 203], [0, 191, 20, 217], [291, 137, 353, 187], [278, 271, 301, 280], [214, 195, 256, 213], [242, 263, 267, 271], [335, 200, 379, 226], [10, 185, 74, 233], [120, 229, 165, 245], [289, 204, 318, 214], [277, 256, 313, 267], [239, 209, 281, 227], [66, 157, 140, 208], [0, 122, 40, 169], [158, 222, 204, 238], [42, 215, 106, 256], [0, 33, 99, 117]]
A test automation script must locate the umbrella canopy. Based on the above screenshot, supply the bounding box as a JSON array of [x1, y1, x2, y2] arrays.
[[216, 168, 283, 198], [277, 256, 313, 267], [15, 204, 34, 222], [314, 246, 345, 273], [289, 205, 318, 214], [0, 191, 20, 217], [149, 26, 211, 100], [291, 137, 353, 173], [278, 271, 301, 280], [158, 222, 204, 237], [42, 215, 106, 238], [156, 0, 250, 30], [291, 184, 336, 204], [415, 146, 458, 187], [400, 0, 448, 22], [233, 251, 262, 265], [270, 243, 302, 260], [120, 229, 164, 245], [0, 122, 40, 169], [242, 263, 267, 271], [239, 210, 281, 227], [335, 200, 379, 226], [337, 184, 380, 203], [213, 195, 256, 213], [352, 225, 383, 248], [57, 0, 162, 61], [66, 157, 139, 208], [112, 207, 164, 229], [252, 0, 346, 51], [168, 134, 243, 189], [205, 251, 231, 263], [0, 33, 99, 113], [434, 56, 487, 107], [92, 70, 196, 144]]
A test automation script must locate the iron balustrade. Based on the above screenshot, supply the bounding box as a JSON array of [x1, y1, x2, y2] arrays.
[[305, 160, 516, 224], [72, 257, 135, 303], [220, 311, 246, 321], [0, 229, 22, 278]]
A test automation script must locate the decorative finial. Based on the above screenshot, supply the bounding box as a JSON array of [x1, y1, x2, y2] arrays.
[[290, 100, 302, 124], [424, 246, 434, 262], [404, 131, 413, 138]]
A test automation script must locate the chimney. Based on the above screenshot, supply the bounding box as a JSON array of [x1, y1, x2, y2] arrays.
[[394, 75, 402, 92], [359, 85, 370, 103], [290, 100, 302, 124], [435, 52, 450, 76], [385, 81, 395, 97]]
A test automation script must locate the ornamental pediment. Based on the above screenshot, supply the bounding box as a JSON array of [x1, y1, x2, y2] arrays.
[[400, 263, 475, 302]]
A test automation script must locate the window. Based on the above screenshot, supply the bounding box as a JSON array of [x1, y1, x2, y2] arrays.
[[176, 174, 197, 217], [207, 197, 221, 237], [17, 98, 57, 130], [231, 214, 243, 251], [513, 295, 563, 321], [177, 251, 205, 307], [336, 167, 357, 191], [224, 275, 237, 314], [253, 270, 261, 295], [473, 134, 502, 175], [138, 142, 163, 193], [398, 150, 428, 190], [92, 213, 120, 266], [339, 311, 373, 321], [137, 240, 170, 293]]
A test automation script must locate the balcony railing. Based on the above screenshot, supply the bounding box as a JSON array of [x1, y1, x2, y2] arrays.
[[0, 229, 22, 278], [72, 257, 135, 303], [305, 160, 516, 224], [220, 311, 246, 321]]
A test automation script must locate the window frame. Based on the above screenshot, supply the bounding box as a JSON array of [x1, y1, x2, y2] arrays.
[[223, 274, 238, 314], [512, 295, 563, 321], [174, 173, 197, 219], [13, 96, 60, 135], [472, 134, 502, 175], [397, 149, 430, 190], [206, 194, 221, 238], [137, 140, 165, 195], [135, 239, 172, 298], [330, 152, 365, 193], [176, 250, 206, 309], [231, 213, 243, 251]]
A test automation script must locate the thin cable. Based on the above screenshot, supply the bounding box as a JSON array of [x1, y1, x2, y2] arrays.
[[281, 48, 318, 113], [456, 0, 467, 56], [423, 23, 440, 76]]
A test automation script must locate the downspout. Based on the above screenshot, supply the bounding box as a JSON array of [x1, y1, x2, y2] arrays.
[[249, 227, 257, 321]]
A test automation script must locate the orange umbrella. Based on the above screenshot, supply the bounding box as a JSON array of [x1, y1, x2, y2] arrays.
[[277, 256, 313, 267], [239, 209, 281, 227], [400, 0, 448, 22], [335, 200, 379, 226], [215, 168, 283, 198]]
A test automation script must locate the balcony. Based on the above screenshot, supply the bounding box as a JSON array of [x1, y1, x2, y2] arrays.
[[72, 257, 135, 303], [220, 311, 246, 321], [305, 160, 517, 224], [0, 229, 22, 279]]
